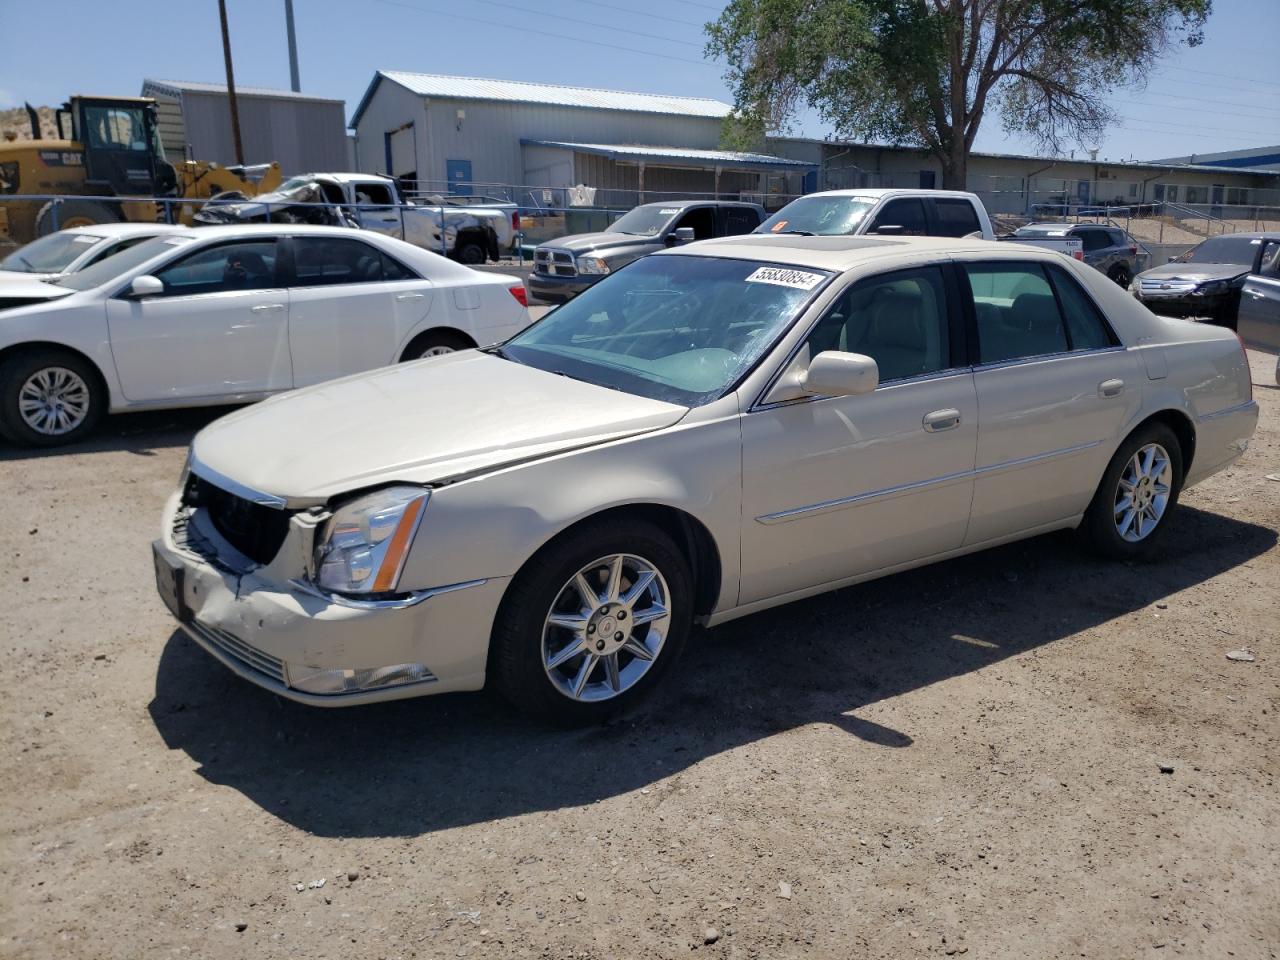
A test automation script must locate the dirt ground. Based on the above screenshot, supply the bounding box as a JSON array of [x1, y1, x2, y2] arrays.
[[1, 351, 1277, 960]]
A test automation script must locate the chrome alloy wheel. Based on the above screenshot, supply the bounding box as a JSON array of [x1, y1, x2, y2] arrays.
[[18, 366, 91, 436], [542, 553, 671, 702], [420, 345, 456, 358], [1114, 442, 1173, 542]]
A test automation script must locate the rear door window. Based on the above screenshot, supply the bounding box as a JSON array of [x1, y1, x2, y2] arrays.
[[931, 198, 982, 237], [291, 237, 389, 286], [1078, 229, 1110, 252], [870, 198, 928, 236], [723, 207, 761, 235], [1046, 265, 1117, 350], [963, 262, 1069, 363]]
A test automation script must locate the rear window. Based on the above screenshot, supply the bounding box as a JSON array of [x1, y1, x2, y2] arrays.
[[932, 198, 982, 237]]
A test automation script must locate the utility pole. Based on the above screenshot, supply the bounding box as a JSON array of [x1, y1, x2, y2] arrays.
[[284, 0, 301, 92], [218, 0, 246, 167]]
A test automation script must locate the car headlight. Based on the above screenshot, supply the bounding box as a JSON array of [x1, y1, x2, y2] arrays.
[[576, 255, 611, 275], [314, 486, 430, 595], [1193, 280, 1228, 297]]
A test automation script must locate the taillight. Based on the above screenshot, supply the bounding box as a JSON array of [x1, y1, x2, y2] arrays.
[[512, 211, 520, 231], [1129, 245, 1137, 256], [1234, 331, 1253, 402], [1073, 250, 1084, 260], [509, 284, 528, 307]]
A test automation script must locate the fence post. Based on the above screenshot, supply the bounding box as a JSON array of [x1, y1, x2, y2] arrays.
[[51, 197, 61, 231]]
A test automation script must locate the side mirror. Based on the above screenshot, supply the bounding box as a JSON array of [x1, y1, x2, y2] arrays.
[[1167, 255, 1179, 263], [802, 351, 879, 397], [667, 226, 696, 246], [129, 275, 164, 298]]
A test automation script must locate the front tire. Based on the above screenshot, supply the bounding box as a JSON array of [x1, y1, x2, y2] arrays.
[[0, 348, 105, 446], [1079, 422, 1183, 560], [400, 330, 474, 360], [489, 518, 693, 725]]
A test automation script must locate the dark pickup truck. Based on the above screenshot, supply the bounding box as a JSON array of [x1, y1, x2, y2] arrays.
[[527, 200, 765, 303]]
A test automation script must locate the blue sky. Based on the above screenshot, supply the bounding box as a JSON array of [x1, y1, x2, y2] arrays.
[[2, 0, 1277, 163]]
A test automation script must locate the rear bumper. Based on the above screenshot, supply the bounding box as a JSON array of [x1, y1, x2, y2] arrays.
[[1185, 399, 1259, 488], [153, 494, 509, 706], [526, 271, 598, 303]]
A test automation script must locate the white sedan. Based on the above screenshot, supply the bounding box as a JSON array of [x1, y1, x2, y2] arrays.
[[0, 224, 531, 445], [153, 235, 1258, 724]]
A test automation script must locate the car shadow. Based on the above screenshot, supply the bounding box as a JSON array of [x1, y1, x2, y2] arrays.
[[148, 505, 1275, 838], [0, 406, 237, 461]]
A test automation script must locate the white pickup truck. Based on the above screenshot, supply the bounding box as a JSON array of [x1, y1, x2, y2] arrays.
[[194, 173, 518, 263]]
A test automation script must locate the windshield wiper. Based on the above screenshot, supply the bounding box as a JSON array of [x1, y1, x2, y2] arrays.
[[773, 229, 814, 236]]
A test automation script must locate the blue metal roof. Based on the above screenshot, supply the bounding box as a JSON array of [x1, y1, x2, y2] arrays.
[[521, 140, 817, 171]]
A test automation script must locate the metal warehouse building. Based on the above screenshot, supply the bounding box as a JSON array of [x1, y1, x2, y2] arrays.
[[349, 71, 814, 205], [140, 79, 349, 174]]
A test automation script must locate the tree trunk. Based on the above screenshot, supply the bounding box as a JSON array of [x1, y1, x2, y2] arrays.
[[941, 140, 968, 190]]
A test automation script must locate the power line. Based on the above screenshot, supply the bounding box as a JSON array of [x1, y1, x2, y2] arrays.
[[1161, 64, 1278, 87], [560, 0, 711, 28], [1116, 114, 1264, 136], [1111, 98, 1280, 122], [366, 0, 720, 68], [1127, 89, 1280, 115], [461, 0, 704, 47]]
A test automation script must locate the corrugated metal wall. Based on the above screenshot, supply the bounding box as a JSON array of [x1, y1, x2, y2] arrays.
[[179, 92, 348, 173], [150, 93, 188, 161], [353, 80, 726, 189]]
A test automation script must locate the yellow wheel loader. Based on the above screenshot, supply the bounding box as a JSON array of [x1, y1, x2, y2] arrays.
[[0, 96, 281, 243]]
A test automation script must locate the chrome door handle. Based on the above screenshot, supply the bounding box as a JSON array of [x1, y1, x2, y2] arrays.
[[922, 408, 961, 432], [395, 293, 425, 301], [250, 303, 285, 313], [1099, 378, 1125, 398]]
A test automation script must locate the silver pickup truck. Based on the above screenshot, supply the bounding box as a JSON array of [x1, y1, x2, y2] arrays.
[[195, 173, 517, 263]]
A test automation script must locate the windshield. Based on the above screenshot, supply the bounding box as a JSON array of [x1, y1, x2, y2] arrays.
[[54, 235, 195, 291], [608, 205, 683, 237], [501, 254, 832, 405], [756, 196, 876, 235], [1, 232, 104, 273], [1178, 235, 1261, 265]]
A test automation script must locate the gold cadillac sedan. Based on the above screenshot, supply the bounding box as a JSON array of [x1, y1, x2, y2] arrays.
[[153, 236, 1258, 724]]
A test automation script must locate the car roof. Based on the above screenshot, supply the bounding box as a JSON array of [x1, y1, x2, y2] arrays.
[[792, 188, 982, 201], [60, 222, 188, 238], [636, 200, 760, 209], [662, 234, 1044, 271], [302, 172, 394, 184]]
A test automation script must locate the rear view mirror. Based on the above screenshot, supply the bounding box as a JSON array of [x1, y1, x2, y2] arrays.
[[802, 351, 879, 397], [129, 275, 164, 298]]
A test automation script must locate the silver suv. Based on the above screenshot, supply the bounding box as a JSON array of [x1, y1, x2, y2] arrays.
[[1013, 223, 1146, 286]]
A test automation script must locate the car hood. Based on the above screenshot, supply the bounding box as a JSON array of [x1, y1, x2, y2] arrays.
[[1137, 261, 1249, 284], [0, 275, 75, 302], [0, 268, 59, 282], [540, 232, 661, 255], [191, 351, 688, 504]]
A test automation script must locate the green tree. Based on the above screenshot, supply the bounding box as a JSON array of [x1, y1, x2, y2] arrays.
[[706, 0, 1210, 189]]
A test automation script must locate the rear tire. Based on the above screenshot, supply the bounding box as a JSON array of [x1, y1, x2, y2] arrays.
[[489, 518, 693, 725], [35, 199, 120, 236], [453, 241, 486, 265], [400, 330, 474, 360], [1079, 422, 1183, 560], [0, 348, 105, 447], [1108, 264, 1132, 288]]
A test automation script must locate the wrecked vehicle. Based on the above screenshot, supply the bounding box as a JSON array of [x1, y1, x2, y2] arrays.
[[194, 173, 517, 264]]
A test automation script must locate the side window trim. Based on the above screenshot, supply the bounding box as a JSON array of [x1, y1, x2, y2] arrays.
[[1043, 263, 1122, 348], [959, 259, 1071, 366]]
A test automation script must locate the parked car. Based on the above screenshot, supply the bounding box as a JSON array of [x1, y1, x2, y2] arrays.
[[753, 189, 995, 240], [152, 235, 1256, 723], [0, 224, 530, 446], [0, 223, 187, 283], [1007, 223, 1145, 285], [527, 200, 765, 303], [194, 173, 518, 264], [1132, 233, 1273, 327], [1237, 234, 1280, 384]]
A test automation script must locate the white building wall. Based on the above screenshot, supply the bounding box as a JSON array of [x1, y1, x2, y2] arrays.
[[352, 80, 424, 175]]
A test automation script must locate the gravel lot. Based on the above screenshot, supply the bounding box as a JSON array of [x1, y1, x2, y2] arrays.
[[1, 351, 1277, 960]]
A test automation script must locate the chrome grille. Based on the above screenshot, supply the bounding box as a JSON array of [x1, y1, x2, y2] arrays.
[[189, 620, 287, 685], [1139, 277, 1197, 298], [534, 248, 577, 277]]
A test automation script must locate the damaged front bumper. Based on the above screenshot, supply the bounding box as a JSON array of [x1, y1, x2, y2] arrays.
[[152, 492, 508, 706]]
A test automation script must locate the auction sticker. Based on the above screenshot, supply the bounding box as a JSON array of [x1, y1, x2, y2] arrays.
[[745, 266, 825, 290]]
